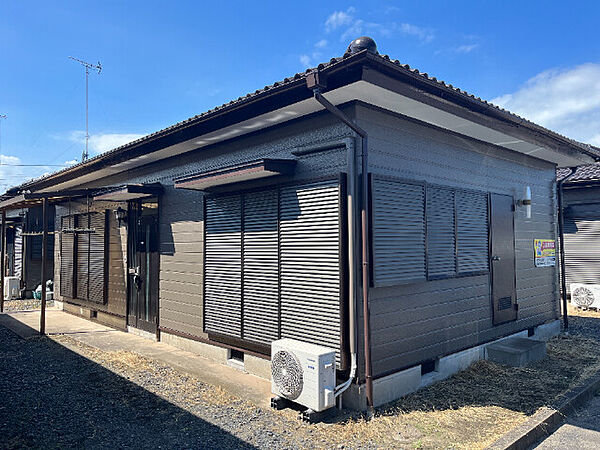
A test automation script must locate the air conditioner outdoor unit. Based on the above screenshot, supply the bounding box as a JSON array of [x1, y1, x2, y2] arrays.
[[271, 338, 336, 412], [4, 277, 20, 300], [570, 283, 600, 309]]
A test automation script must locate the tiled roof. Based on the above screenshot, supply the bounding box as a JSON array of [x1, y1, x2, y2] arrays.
[[558, 163, 600, 183], [10, 43, 600, 193]]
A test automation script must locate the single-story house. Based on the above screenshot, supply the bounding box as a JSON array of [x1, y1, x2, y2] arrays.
[[1, 37, 597, 409], [558, 164, 600, 297]]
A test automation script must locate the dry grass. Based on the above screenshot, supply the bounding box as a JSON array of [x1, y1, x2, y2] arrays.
[[51, 326, 600, 449]]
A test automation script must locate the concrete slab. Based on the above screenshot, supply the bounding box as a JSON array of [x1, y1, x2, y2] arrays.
[[487, 337, 546, 367], [0, 310, 272, 408]]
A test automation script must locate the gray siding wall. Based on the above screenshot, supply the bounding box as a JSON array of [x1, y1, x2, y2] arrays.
[[357, 105, 560, 378], [159, 186, 205, 338], [53, 110, 353, 340]]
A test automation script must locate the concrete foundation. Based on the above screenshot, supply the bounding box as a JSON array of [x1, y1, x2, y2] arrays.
[[127, 326, 157, 341], [160, 331, 272, 380], [345, 320, 561, 410]]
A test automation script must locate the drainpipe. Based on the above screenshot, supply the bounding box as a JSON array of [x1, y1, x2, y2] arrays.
[[306, 71, 374, 409], [557, 168, 576, 331]]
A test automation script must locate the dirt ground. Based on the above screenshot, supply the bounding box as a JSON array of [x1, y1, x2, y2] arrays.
[[2, 308, 600, 449]]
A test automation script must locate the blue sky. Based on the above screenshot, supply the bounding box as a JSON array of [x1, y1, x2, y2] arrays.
[[1, 1, 599, 189]]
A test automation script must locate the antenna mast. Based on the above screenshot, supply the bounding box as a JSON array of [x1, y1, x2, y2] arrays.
[[0, 114, 6, 156], [69, 56, 101, 162]]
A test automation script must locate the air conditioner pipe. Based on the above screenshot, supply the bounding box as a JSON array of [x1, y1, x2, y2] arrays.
[[557, 168, 576, 331], [307, 72, 374, 409]]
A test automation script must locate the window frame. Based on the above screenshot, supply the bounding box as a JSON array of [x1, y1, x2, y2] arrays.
[[370, 174, 491, 287]]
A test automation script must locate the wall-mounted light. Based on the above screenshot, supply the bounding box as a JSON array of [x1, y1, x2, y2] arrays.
[[517, 186, 532, 219], [115, 207, 127, 227]]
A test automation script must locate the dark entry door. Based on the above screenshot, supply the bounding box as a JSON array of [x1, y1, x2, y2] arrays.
[[128, 198, 159, 333], [490, 193, 517, 325]]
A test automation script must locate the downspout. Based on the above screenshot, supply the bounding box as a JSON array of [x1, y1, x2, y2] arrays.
[[306, 71, 374, 409], [557, 168, 576, 331]]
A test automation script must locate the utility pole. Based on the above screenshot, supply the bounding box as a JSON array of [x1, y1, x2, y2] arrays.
[[69, 57, 101, 162]]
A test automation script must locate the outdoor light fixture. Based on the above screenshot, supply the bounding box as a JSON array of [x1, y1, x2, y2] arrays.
[[517, 186, 532, 219], [115, 207, 127, 226]]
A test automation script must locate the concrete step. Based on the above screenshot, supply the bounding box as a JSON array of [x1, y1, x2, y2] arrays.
[[486, 337, 546, 367]]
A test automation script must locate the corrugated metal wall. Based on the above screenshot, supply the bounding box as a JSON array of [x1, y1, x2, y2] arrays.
[[359, 104, 559, 378], [563, 216, 600, 288]]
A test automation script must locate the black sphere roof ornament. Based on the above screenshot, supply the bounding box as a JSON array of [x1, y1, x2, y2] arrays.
[[346, 36, 378, 55]]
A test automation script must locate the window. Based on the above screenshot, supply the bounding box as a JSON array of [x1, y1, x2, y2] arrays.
[[203, 180, 342, 359], [372, 176, 489, 286], [59, 211, 106, 302]]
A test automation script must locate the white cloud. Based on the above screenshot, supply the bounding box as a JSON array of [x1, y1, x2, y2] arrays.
[[64, 159, 78, 166], [323, 8, 434, 44], [315, 39, 328, 48], [325, 7, 356, 32], [299, 54, 312, 67], [67, 131, 147, 154], [398, 23, 434, 43], [491, 63, 600, 145], [0, 154, 51, 191], [453, 43, 479, 54]]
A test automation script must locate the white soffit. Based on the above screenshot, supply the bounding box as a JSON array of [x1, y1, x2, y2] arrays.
[[41, 80, 589, 192]]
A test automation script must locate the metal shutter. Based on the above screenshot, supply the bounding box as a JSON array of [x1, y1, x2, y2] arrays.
[[242, 189, 279, 344], [427, 187, 456, 279], [279, 180, 341, 356], [372, 179, 426, 286], [564, 217, 600, 289], [60, 216, 74, 298], [204, 195, 242, 337], [88, 212, 106, 303], [14, 226, 22, 279], [456, 191, 489, 274], [76, 214, 90, 300]]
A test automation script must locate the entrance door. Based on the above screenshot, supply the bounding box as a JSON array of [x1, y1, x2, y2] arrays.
[[490, 193, 517, 325], [128, 198, 159, 333]]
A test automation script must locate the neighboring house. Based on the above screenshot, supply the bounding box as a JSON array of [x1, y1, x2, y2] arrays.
[[558, 164, 600, 294], [0, 206, 53, 298], [0, 37, 597, 409]]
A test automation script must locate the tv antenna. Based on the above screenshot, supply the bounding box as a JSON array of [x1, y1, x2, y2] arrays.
[[69, 56, 102, 162]]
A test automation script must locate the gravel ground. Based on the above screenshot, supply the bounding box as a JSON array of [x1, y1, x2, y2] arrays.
[[2, 298, 55, 312], [2, 308, 600, 449], [0, 325, 351, 449]]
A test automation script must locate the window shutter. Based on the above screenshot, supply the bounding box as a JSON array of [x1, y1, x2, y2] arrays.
[[88, 212, 106, 303], [204, 194, 242, 337], [427, 187, 456, 279], [14, 226, 22, 279], [60, 216, 75, 298], [279, 181, 341, 356], [456, 191, 489, 274], [76, 214, 90, 300], [372, 179, 426, 286], [242, 189, 279, 344]]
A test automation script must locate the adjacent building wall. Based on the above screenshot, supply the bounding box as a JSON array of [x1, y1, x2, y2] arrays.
[[357, 104, 559, 378]]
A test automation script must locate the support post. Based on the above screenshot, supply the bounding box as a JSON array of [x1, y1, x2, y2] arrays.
[[0, 210, 4, 313], [40, 198, 48, 335]]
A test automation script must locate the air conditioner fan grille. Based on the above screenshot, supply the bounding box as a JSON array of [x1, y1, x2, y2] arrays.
[[271, 350, 303, 400], [573, 286, 595, 307]]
